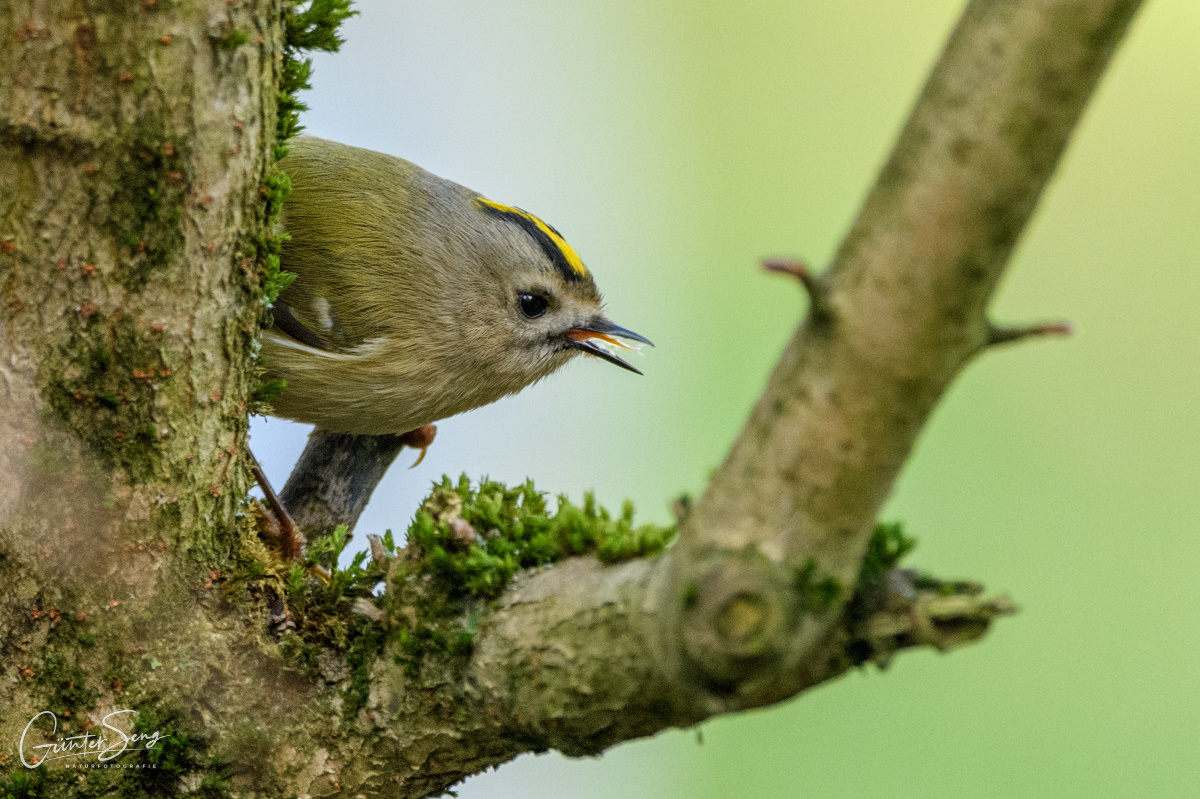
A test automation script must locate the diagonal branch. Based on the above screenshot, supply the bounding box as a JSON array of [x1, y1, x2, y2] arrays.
[[668, 0, 1141, 683]]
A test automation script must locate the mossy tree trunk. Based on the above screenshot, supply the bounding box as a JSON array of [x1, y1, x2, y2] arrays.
[[1, 0, 277, 783], [0, 1, 1142, 798]]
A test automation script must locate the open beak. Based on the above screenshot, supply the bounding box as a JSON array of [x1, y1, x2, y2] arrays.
[[563, 317, 653, 375]]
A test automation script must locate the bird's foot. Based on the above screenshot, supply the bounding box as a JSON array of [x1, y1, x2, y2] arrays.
[[253, 496, 306, 562], [249, 449, 329, 580], [399, 423, 437, 468]]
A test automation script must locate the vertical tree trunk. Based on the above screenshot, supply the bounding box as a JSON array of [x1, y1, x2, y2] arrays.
[[1, 0, 276, 756]]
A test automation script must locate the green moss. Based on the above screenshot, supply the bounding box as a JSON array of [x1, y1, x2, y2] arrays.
[[107, 136, 188, 292], [856, 521, 916, 591], [195, 776, 233, 799], [215, 29, 249, 50], [343, 616, 386, 718], [842, 521, 920, 637], [793, 558, 843, 612], [256, 168, 295, 309], [265, 523, 391, 714], [249, 377, 288, 417], [44, 314, 172, 483], [0, 767, 47, 799], [407, 475, 674, 598], [135, 712, 196, 793], [39, 657, 97, 715], [277, 629, 321, 670], [277, 0, 357, 150]]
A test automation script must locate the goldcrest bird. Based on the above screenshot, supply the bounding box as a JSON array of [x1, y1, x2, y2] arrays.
[[261, 137, 651, 437]]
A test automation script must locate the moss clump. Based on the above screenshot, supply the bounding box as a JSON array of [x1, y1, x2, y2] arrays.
[[125, 707, 232, 799], [268, 523, 391, 716], [133, 711, 197, 793], [856, 521, 916, 592], [255, 168, 295, 309], [277, 0, 357, 153], [0, 766, 47, 799], [842, 522, 919, 647], [385, 476, 674, 678], [791, 522, 916, 615], [407, 475, 675, 598], [793, 558, 843, 613], [37, 653, 97, 719], [215, 29, 249, 50]]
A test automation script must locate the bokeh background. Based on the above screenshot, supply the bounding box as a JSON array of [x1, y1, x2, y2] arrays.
[[250, 1, 1200, 796]]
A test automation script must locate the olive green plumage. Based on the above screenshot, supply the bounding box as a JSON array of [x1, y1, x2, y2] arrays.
[[262, 137, 648, 435]]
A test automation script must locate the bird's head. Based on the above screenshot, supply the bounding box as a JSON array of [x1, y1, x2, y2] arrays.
[[468, 196, 652, 383]]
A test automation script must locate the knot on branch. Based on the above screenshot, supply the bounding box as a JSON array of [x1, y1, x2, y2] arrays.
[[679, 549, 802, 688]]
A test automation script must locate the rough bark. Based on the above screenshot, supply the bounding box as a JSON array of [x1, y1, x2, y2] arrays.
[[0, 0, 276, 777], [0, 0, 1142, 797]]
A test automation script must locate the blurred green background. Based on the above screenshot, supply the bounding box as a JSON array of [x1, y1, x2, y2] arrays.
[[250, 1, 1200, 796]]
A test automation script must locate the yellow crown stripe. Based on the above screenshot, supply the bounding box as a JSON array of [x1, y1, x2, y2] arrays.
[[477, 197, 589, 278]]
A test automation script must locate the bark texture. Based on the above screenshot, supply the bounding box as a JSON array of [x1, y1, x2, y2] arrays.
[[0, 1, 1142, 797], [0, 0, 277, 777], [279, 429, 407, 542]]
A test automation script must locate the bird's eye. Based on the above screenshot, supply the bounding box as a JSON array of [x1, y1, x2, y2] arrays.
[[518, 292, 549, 319]]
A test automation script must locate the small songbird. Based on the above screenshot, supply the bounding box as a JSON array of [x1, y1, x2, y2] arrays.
[[261, 137, 651, 438]]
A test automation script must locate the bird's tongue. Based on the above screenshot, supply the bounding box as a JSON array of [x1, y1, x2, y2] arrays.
[[565, 329, 637, 352]]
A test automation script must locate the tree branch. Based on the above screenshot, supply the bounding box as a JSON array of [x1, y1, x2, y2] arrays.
[[671, 0, 1140, 680], [357, 558, 1012, 796], [279, 429, 406, 541]]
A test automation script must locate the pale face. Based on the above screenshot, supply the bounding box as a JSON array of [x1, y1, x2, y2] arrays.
[[464, 196, 651, 386], [494, 265, 607, 381]]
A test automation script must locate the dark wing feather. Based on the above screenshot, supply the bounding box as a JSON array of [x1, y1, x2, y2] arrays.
[[271, 299, 327, 351]]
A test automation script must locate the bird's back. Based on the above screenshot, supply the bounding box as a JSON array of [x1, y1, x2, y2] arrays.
[[276, 137, 458, 351]]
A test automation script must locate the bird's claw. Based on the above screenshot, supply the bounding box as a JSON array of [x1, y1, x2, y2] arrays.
[[399, 424, 437, 469]]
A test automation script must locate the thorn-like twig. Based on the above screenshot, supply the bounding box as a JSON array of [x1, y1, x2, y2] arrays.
[[762, 257, 830, 319], [986, 320, 1072, 348]]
